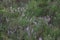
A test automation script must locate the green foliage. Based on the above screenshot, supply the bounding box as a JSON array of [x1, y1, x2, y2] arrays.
[[18, 17, 29, 27], [0, 0, 60, 40]]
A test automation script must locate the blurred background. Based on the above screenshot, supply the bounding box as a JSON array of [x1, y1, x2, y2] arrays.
[[0, 0, 60, 40]]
